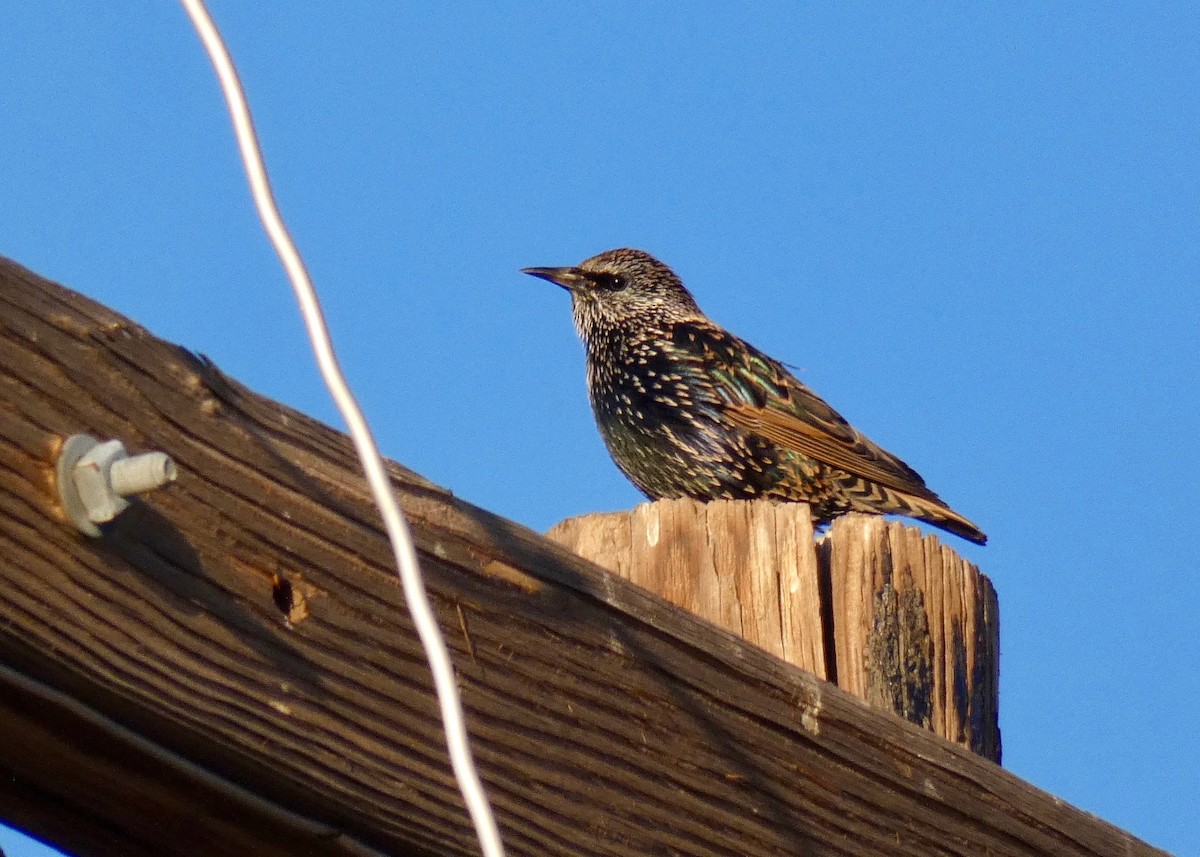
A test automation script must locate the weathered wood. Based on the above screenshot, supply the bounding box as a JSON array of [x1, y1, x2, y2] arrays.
[[0, 254, 1167, 857], [548, 502, 1000, 761], [547, 499, 828, 679], [819, 513, 1001, 762]]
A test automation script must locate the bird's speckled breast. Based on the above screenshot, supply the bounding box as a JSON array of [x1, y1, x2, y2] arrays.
[[584, 326, 785, 500]]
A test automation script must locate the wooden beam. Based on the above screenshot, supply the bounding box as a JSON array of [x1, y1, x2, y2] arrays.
[[0, 255, 1166, 857]]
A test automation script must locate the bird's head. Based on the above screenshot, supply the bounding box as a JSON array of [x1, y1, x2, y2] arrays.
[[522, 248, 703, 340]]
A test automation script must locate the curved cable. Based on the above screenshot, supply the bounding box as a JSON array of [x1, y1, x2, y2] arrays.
[[178, 3, 505, 855]]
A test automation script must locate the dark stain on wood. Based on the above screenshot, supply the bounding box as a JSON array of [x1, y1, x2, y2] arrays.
[[866, 581, 933, 732]]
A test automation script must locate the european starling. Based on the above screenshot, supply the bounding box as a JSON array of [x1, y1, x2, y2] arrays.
[[523, 248, 987, 545]]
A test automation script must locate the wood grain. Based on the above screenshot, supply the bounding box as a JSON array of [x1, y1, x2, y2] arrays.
[[0, 255, 1164, 857], [820, 514, 1001, 761], [548, 499, 828, 679], [548, 503, 1000, 761]]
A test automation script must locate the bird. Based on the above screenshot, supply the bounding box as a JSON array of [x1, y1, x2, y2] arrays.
[[522, 248, 987, 545]]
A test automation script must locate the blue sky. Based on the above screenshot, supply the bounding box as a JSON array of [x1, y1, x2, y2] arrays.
[[3, 4, 1198, 855]]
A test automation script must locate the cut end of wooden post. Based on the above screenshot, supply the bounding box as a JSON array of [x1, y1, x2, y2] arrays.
[[548, 502, 1001, 762], [548, 499, 828, 680]]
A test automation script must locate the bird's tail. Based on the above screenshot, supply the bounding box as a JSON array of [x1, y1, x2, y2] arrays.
[[837, 473, 988, 546], [898, 492, 988, 545]]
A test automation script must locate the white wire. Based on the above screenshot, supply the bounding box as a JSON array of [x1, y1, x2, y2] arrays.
[[177, 4, 506, 856]]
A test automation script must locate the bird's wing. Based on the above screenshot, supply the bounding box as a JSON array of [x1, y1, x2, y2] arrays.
[[673, 321, 942, 502]]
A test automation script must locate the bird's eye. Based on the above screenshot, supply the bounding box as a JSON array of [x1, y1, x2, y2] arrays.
[[592, 273, 626, 291]]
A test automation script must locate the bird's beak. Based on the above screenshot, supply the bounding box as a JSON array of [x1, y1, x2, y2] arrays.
[[521, 265, 588, 291]]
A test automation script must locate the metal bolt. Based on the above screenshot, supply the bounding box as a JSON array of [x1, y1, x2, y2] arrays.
[[56, 434, 178, 537]]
